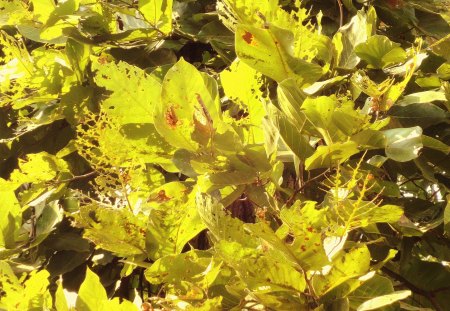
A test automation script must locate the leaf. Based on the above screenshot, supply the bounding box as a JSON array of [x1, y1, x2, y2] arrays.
[[388, 103, 448, 128], [220, 59, 266, 143], [332, 200, 404, 231], [138, 0, 173, 34], [93, 59, 160, 124], [279, 201, 331, 270], [333, 7, 376, 69], [146, 183, 206, 260], [73, 204, 147, 257], [270, 105, 314, 161], [396, 90, 447, 106], [76, 113, 174, 171], [30, 0, 55, 24], [235, 24, 323, 85], [355, 35, 407, 69], [383, 126, 423, 162], [0, 190, 21, 248], [46, 250, 91, 276], [348, 274, 396, 310], [313, 246, 371, 295], [437, 62, 450, 79], [356, 290, 411, 311], [9, 151, 68, 186], [33, 201, 65, 246], [305, 141, 360, 170], [216, 240, 307, 293], [154, 58, 221, 152], [196, 192, 258, 247], [76, 267, 107, 311], [65, 38, 90, 82], [55, 281, 69, 311], [444, 195, 450, 235], [144, 250, 221, 296]]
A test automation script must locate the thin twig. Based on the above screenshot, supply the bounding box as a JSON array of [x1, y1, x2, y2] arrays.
[[337, 0, 344, 28], [54, 171, 98, 184], [286, 169, 331, 206]]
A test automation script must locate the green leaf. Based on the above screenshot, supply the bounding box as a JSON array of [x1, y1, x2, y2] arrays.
[[8, 151, 68, 186], [154, 58, 221, 152], [76, 268, 107, 311], [355, 35, 407, 69], [92, 59, 160, 124], [333, 7, 376, 69], [331, 200, 404, 231], [305, 141, 360, 170], [383, 126, 423, 162], [388, 103, 448, 128], [138, 0, 173, 34], [279, 201, 331, 270], [66, 38, 90, 82], [348, 274, 396, 310], [0, 190, 21, 248], [437, 62, 450, 79], [444, 195, 450, 235], [55, 281, 69, 311], [357, 290, 411, 311], [220, 60, 266, 143], [73, 204, 147, 257], [145, 250, 221, 297], [196, 192, 258, 247], [270, 105, 314, 161], [216, 240, 307, 293], [146, 183, 206, 260], [313, 246, 371, 295], [397, 90, 447, 106], [30, 0, 55, 24], [235, 24, 323, 85]]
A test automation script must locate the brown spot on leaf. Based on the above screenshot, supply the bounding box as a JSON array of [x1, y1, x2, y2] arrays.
[[165, 105, 180, 129], [156, 190, 171, 203], [98, 55, 109, 64], [301, 245, 307, 251], [147, 190, 171, 203], [307, 226, 314, 233], [242, 31, 254, 44], [386, 0, 404, 8]]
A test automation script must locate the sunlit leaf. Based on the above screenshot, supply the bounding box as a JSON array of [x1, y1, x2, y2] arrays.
[[236, 24, 323, 85], [76, 267, 108, 310], [92, 59, 160, 124], [357, 290, 411, 311], [355, 35, 407, 69], [383, 126, 423, 162]]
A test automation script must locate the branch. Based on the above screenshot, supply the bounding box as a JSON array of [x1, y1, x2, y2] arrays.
[[286, 169, 330, 206], [337, 0, 344, 28], [54, 171, 98, 184]]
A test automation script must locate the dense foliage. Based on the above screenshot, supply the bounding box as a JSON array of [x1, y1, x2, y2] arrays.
[[0, 0, 449, 310]]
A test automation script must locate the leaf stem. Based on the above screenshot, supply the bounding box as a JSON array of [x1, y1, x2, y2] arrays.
[[336, 0, 344, 28], [54, 171, 98, 184]]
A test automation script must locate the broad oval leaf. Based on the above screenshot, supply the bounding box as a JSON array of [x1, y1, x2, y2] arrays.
[[76, 268, 108, 311], [236, 24, 323, 85], [355, 35, 407, 69], [383, 126, 423, 162], [357, 290, 411, 311], [154, 58, 221, 152]]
